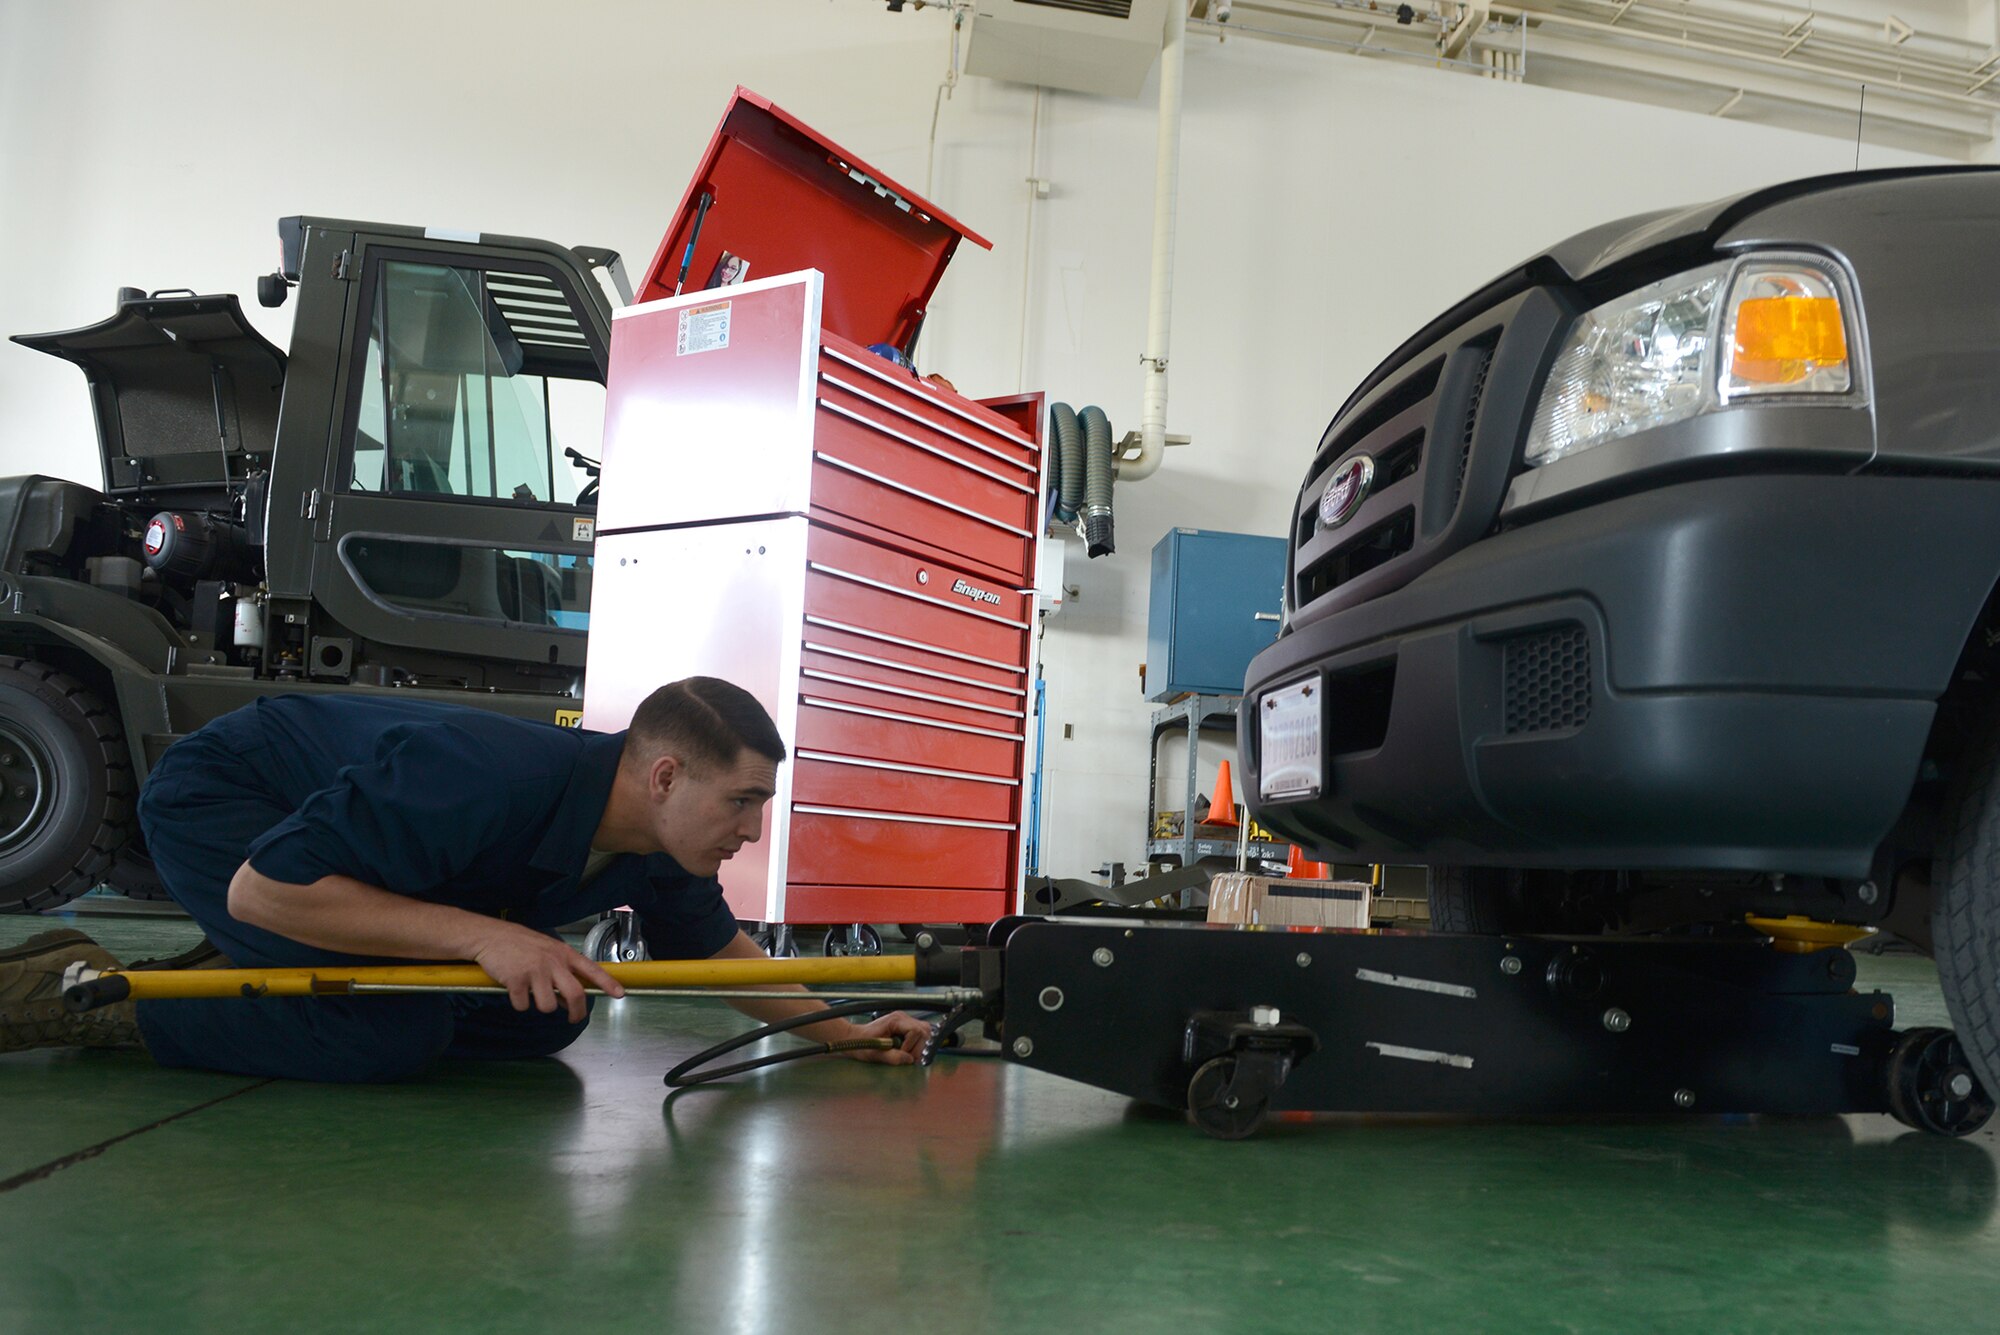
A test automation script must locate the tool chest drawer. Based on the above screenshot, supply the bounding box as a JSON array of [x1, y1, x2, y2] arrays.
[[802, 616, 1025, 695], [787, 810, 1014, 890], [804, 524, 1031, 669], [795, 695, 1023, 776], [818, 339, 1038, 474], [809, 410, 1036, 582], [798, 663, 1025, 734], [790, 755, 1017, 824], [800, 644, 1025, 727]]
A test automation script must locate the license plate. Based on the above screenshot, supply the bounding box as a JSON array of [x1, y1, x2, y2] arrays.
[[1258, 678, 1322, 801]]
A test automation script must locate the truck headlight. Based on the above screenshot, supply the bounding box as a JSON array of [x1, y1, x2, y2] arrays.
[[1525, 255, 1859, 468]]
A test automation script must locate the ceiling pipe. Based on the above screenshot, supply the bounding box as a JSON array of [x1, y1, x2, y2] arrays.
[[1442, 3, 1491, 60], [1123, 0, 1188, 484]]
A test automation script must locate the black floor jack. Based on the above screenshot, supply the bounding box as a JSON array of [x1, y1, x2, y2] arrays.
[[66, 917, 1993, 1140]]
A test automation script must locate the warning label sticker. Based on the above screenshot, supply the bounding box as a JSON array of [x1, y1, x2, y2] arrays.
[[677, 301, 731, 356], [572, 517, 595, 543], [554, 709, 583, 728]]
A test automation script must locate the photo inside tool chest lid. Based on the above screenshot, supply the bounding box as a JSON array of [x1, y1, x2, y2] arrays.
[[636, 87, 992, 353]]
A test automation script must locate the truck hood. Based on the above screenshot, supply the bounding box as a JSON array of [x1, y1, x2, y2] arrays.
[[1542, 164, 2000, 282], [12, 292, 284, 495], [1335, 166, 2000, 423]]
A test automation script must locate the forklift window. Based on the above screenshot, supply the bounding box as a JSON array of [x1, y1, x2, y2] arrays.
[[349, 260, 604, 506], [342, 535, 593, 630]]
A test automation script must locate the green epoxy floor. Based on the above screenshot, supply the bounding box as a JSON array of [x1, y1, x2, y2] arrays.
[[5, 911, 2000, 1334]]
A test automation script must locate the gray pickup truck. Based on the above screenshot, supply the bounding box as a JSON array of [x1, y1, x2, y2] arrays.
[[1242, 167, 2000, 1099]]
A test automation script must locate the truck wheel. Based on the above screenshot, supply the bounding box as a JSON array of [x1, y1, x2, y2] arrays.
[[1428, 866, 1511, 933], [1427, 866, 1620, 934], [0, 656, 131, 913], [1931, 716, 2000, 1107]]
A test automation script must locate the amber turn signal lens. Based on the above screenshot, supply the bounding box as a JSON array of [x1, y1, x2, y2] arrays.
[[1729, 296, 1847, 385]]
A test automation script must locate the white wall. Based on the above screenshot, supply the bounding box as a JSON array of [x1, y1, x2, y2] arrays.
[[0, 0, 1952, 882]]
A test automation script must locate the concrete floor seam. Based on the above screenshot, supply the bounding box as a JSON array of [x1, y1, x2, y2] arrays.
[[0, 1079, 273, 1194]]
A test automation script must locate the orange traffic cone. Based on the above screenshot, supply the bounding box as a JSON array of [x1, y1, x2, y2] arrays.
[[1207, 760, 1239, 828], [1286, 845, 1331, 881]]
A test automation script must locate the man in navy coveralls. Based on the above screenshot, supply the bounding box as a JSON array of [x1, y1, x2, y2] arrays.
[[0, 677, 931, 1079]]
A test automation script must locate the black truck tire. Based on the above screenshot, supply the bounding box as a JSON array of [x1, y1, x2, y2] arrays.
[[0, 656, 132, 913], [1932, 715, 2000, 1106], [1427, 865, 1509, 933], [1427, 865, 1624, 934]]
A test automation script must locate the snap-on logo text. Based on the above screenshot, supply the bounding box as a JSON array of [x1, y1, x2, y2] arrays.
[[951, 578, 1001, 606]]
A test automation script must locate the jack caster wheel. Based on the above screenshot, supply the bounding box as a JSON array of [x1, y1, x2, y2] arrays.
[[822, 924, 883, 957], [1887, 1027, 1995, 1137], [1186, 1056, 1270, 1141]]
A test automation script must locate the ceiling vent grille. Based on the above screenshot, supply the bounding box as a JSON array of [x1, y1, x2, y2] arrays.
[[964, 0, 1168, 97], [1017, 0, 1134, 17]]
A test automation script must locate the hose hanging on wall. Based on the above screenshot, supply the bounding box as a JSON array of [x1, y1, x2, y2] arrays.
[[1047, 401, 1115, 557], [1049, 402, 1083, 525], [1079, 404, 1114, 558]]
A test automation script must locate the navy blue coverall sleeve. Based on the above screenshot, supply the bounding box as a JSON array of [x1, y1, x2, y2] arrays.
[[244, 722, 520, 893]]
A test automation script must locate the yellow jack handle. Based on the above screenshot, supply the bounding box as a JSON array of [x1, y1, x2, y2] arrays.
[[66, 954, 925, 1010]]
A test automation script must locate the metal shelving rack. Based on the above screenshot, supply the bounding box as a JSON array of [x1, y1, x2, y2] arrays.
[[1145, 693, 1289, 868]]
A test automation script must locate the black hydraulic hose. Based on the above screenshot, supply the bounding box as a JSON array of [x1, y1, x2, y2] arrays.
[[1049, 402, 1083, 524], [663, 996, 952, 1089]]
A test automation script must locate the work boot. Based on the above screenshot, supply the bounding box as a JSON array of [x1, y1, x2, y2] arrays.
[[0, 929, 144, 1053]]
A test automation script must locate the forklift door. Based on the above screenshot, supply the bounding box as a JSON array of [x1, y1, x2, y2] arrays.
[[312, 235, 607, 679]]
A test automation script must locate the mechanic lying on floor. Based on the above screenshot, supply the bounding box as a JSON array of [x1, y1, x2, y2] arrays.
[[0, 677, 932, 1079]]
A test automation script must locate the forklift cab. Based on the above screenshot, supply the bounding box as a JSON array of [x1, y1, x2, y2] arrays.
[[265, 219, 613, 680]]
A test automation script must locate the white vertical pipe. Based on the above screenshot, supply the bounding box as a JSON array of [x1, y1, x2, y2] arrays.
[[1124, 0, 1185, 483]]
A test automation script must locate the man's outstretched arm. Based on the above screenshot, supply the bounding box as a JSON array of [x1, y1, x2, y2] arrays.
[[708, 929, 931, 1065], [227, 863, 624, 1022]]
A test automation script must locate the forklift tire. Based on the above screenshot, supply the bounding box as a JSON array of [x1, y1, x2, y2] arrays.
[[105, 844, 173, 901], [0, 656, 131, 914], [1931, 714, 2000, 1112]]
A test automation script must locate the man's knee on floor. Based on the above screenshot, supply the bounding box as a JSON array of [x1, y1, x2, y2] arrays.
[[305, 999, 457, 1083], [445, 996, 594, 1061], [512, 1008, 592, 1059]]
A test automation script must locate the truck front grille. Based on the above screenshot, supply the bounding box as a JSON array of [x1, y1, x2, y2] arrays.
[[1502, 624, 1592, 734], [1287, 290, 1557, 628]]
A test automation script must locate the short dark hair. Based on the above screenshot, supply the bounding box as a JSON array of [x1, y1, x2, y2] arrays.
[[628, 677, 786, 772]]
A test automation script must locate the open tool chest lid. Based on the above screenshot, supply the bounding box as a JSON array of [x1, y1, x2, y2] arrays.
[[636, 88, 991, 353]]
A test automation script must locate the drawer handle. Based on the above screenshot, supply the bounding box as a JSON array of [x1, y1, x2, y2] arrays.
[[802, 667, 1026, 719], [803, 639, 1028, 698], [818, 399, 1036, 494], [808, 561, 1031, 630], [796, 749, 1020, 786], [804, 695, 1027, 742], [813, 452, 1033, 538], [795, 803, 1019, 833], [805, 615, 1024, 674], [820, 349, 1037, 452]]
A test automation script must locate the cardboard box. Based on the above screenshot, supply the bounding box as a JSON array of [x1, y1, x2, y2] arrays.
[[1207, 874, 1371, 929]]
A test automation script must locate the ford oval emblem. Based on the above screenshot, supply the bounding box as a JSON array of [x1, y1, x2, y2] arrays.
[[1318, 454, 1375, 529]]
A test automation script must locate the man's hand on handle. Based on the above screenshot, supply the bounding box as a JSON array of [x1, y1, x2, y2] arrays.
[[469, 921, 625, 1023]]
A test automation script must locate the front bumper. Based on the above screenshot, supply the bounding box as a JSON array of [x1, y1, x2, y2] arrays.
[[1243, 473, 2000, 878]]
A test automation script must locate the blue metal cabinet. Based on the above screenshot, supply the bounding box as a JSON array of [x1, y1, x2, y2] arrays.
[[1145, 529, 1286, 701]]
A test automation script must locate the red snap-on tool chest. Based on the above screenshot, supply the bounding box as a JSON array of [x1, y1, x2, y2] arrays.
[[583, 90, 1046, 929]]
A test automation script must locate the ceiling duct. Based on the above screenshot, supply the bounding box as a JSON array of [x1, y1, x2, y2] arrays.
[[964, 0, 1172, 97]]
